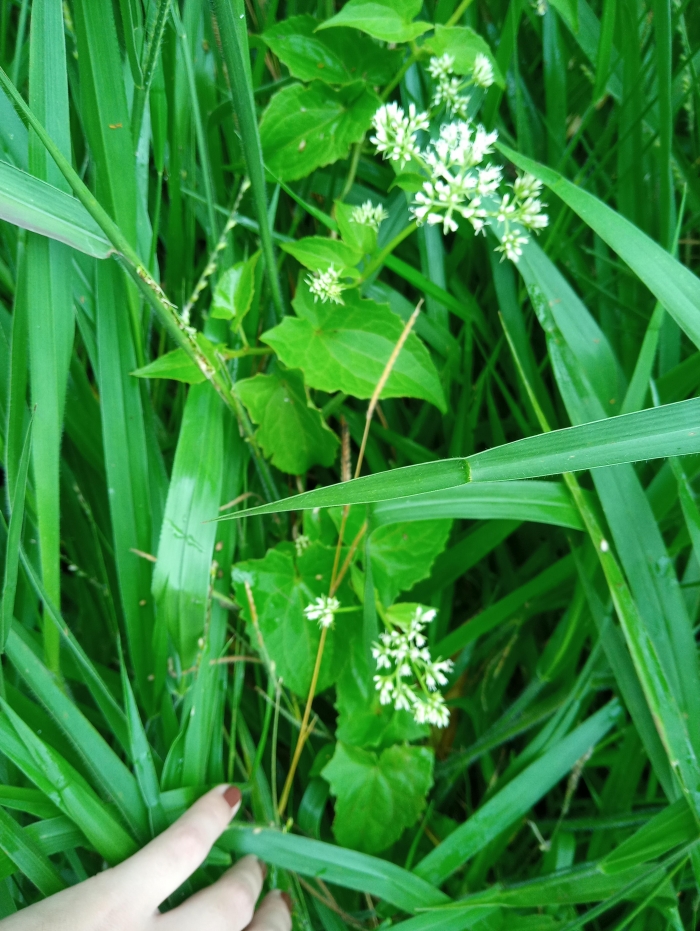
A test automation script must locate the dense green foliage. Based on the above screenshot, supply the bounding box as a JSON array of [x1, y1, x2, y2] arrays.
[[0, 0, 700, 928]]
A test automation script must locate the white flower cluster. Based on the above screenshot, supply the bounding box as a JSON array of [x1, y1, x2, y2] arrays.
[[372, 606, 453, 728], [370, 95, 548, 260], [370, 101, 429, 167], [306, 265, 346, 304], [351, 200, 389, 231], [495, 174, 549, 262], [304, 595, 340, 629], [427, 52, 494, 118], [294, 533, 310, 557]]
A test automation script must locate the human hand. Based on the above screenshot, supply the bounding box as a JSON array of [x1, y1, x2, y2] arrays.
[[1, 785, 292, 931]]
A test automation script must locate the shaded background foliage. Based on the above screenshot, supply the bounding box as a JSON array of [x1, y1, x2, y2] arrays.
[[0, 0, 699, 928]]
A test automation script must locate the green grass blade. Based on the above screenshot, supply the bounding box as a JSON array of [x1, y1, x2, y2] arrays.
[[220, 824, 450, 912], [5, 627, 149, 842], [0, 702, 138, 863], [499, 144, 700, 351], [0, 806, 65, 896], [229, 399, 700, 518], [153, 382, 224, 668], [1, 416, 31, 649], [119, 647, 167, 837], [414, 701, 621, 886], [371, 481, 583, 530], [0, 162, 112, 257], [26, 0, 75, 672], [210, 0, 284, 318]]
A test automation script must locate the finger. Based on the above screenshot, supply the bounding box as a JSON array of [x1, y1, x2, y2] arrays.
[[244, 890, 293, 931], [158, 855, 265, 931], [110, 784, 242, 911]]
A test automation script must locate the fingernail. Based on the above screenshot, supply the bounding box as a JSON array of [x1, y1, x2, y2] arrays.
[[280, 891, 293, 913], [223, 785, 242, 810], [258, 859, 267, 881]]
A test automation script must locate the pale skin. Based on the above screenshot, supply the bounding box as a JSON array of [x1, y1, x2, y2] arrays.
[[0, 786, 292, 931]]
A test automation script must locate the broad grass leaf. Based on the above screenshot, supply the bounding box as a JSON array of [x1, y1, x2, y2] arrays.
[[317, 0, 430, 43], [5, 627, 150, 843], [227, 398, 700, 520], [132, 348, 207, 384], [231, 542, 353, 697], [414, 700, 621, 885], [259, 81, 379, 182], [369, 520, 452, 605], [1, 417, 31, 649], [220, 823, 450, 912], [423, 25, 504, 86], [0, 162, 112, 258], [263, 283, 446, 411], [370, 481, 584, 531], [0, 703, 137, 863], [500, 144, 700, 353], [322, 742, 434, 854], [235, 368, 339, 474], [153, 382, 224, 667], [601, 798, 696, 874], [262, 15, 402, 85], [0, 807, 65, 896]]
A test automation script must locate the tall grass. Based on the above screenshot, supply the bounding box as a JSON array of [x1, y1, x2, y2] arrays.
[[0, 0, 699, 927]]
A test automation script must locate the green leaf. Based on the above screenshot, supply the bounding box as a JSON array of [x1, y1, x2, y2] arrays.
[[335, 201, 378, 255], [210, 251, 260, 326], [370, 521, 451, 605], [423, 25, 504, 87], [262, 283, 446, 411], [262, 15, 402, 86], [153, 382, 224, 667], [132, 348, 207, 384], [4, 627, 150, 843], [224, 397, 700, 520], [322, 742, 434, 854], [231, 542, 353, 697], [499, 143, 700, 354], [280, 236, 362, 274], [371, 481, 584, 531], [235, 368, 339, 475], [1, 417, 31, 649], [220, 822, 450, 912], [317, 0, 431, 43], [0, 162, 112, 258], [414, 700, 621, 885], [259, 81, 380, 182], [0, 702, 137, 864], [0, 806, 65, 896]]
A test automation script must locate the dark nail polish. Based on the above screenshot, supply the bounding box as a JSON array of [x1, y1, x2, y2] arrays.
[[223, 785, 242, 809], [280, 891, 293, 913], [259, 859, 268, 881]]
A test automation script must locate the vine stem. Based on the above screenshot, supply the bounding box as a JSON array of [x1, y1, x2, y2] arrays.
[[277, 301, 424, 817]]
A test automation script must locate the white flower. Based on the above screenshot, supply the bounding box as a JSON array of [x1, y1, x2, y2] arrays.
[[306, 265, 345, 304], [371, 606, 451, 728], [513, 173, 542, 200], [304, 595, 340, 629], [294, 534, 310, 557], [370, 102, 429, 166], [350, 200, 389, 232], [496, 229, 529, 262], [428, 54, 455, 81], [472, 53, 495, 88], [533, 0, 548, 14], [414, 693, 451, 728]]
